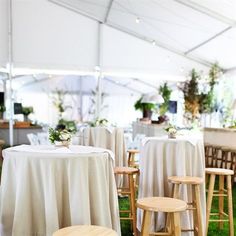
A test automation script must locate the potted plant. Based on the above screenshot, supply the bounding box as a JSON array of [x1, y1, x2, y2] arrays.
[[158, 82, 172, 123], [49, 127, 72, 147], [134, 97, 156, 119], [0, 104, 6, 120], [22, 106, 33, 122]]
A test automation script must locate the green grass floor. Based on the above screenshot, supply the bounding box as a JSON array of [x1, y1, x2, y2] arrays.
[[119, 182, 236, 235]]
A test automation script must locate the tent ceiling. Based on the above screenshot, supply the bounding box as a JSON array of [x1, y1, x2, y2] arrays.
[[51, 0, 236, 71]]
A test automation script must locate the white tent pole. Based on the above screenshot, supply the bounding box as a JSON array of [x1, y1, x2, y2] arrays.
[[8, 0, 14, 146], [95, 23, 102, 120]]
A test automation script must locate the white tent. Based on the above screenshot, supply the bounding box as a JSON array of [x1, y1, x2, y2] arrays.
[[0, 0, 236, 144]]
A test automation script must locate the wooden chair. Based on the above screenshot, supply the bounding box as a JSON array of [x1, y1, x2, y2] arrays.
[[127, 149, 139, 168], [204, 144, 222, 168], [53, 225, 117, 236], [137, 197, 187, 236], [168, 176, 204, 236], [114, 167, 139, 236], [205, 168, 234, 236]]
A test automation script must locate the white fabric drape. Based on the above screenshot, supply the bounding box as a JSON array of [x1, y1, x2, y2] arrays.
[[137, 137, 206, 236], [0, 145, 121, 236]]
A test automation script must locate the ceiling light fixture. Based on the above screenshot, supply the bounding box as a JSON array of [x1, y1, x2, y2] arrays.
[[135, 17, 140, 23]]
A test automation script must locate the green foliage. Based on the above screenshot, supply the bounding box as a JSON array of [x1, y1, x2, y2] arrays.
[[158, 82, 172, 116], [48, 128, 61, 144], [88, 118, 109, 127], [0, 104, 6, 113], [58, 119, 77, 133], [134, 97, 156, 112], [22, 106, 33, 115], [181, 69, 200, 121], [199, 63, 221, 114]]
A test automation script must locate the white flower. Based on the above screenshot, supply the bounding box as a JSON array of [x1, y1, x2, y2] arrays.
[[168, 128, 177, 135], [59, 130, 71, 141]]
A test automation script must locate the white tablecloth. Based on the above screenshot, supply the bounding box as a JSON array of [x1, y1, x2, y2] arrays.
[[137, 136, 206, 235], [0, 145, 121, 236], [80, 127, 127, 187]]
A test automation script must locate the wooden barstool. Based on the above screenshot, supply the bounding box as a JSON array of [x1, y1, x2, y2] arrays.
[[114, 167, 139, 236], [205, 168, 234, 236], [127, 149, 139, 168], [168, 176, 204, 236], [137, 197, 187, 236], [53, 225, 117, 236]]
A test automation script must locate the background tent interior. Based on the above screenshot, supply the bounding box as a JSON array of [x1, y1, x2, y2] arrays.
[[0, 0, 236, 143]]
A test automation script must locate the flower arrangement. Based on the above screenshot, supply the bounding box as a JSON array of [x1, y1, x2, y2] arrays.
[[49, 127, 72, 146], [89, 118, 109, 127], [164, 124, 177, 138]]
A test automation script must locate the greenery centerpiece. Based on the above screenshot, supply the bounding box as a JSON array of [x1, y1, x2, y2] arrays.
[[134, 96, 156, 119], [22, 106, 33, 122], [164, 124, 177, 138], [49, 127, 72, 147]]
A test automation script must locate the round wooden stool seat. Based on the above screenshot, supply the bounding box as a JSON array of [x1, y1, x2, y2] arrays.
[[114, 166, 139, 175], [0, 139, 5, 145], [53, 225, 117, 236], [205, 168, 234, 176], [168, 176, 203, 185], [137, 197, 187, 213], [127, 149, 139, 154]]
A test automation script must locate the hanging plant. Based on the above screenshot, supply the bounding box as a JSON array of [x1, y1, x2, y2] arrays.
[[158, 82, 172, 116], [180, 69, 200, 122], [199, 63, 222, 114]]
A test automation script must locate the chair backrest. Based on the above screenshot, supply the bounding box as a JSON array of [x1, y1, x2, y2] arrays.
[[37, 132, 50, 145], [27, 133, 39, 145]]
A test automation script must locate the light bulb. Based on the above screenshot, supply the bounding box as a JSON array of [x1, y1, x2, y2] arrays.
[[135, 17, 140, 23]]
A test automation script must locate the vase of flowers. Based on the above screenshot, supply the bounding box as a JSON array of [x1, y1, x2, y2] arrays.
[[49, 128, 72, 147], [164, 125, 177, 139]]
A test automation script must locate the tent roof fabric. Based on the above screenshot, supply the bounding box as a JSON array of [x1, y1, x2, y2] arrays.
[[51, 0, 236, 71]]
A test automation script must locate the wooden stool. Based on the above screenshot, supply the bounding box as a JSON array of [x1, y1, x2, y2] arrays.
[[114, 167, 139, 236], [53, 225, 117, 236], [205, 168, 234, 236], [127, 149, 139, 168], [137, 197, 187, 236], [168, 176, 204, 236]]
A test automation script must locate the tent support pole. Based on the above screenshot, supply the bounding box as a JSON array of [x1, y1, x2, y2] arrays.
[[8, 0, 14, 146]]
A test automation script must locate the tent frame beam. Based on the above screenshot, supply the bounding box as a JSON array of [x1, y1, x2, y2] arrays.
[[174, 0, 236, 26], [185, 26, 232, 55], [49, 0, 213, 68], [104, 0, 114, 23]]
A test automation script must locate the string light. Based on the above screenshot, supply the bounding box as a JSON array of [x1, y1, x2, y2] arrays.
[[135, 17, 140, 23], [152, 40, 156, 45]]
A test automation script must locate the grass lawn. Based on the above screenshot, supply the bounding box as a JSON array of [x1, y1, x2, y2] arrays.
[[119, 182, 236, 235]]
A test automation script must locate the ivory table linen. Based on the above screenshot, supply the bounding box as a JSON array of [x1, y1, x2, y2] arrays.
[[81, 127, 127, 187], [137, 136, 206, 235], [0, 145, 121, 236]]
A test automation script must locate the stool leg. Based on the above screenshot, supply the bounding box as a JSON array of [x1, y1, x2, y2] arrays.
[[166, 183, 180, 232], [206, 174, 215, 234], [128, 152, 132, 167], [172, 212, 181, 236], [141, 210, 151, 236], [129, 174, 137, 236], [218, 175, 224, 229], [227, 175, 234, 236], [192, 185, 198, 236], [194, 185, 203, 236]]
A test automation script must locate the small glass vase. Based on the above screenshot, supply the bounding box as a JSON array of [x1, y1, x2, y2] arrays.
[[54, 140, 70, 147], [168, 133, 176, 139]]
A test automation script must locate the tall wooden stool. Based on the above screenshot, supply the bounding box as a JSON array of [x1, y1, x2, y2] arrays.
[[205, 168, 234, 236], [127, 149, 139, 168], [168, 176, 204, 236], [53, 225, 117, 236], [114, 167, 139, 236], [137, 197, 187, 236]]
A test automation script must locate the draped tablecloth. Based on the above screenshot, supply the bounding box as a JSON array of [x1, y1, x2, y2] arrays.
[[0, 145, 121, 236], [80, 127, 127, 187], [137, 136, 206, 236]]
